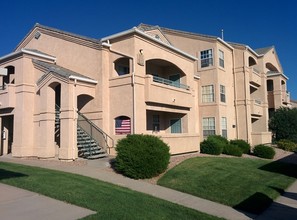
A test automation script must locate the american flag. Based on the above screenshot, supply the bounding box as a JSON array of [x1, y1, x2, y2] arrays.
[[115, 118, 131, 134]]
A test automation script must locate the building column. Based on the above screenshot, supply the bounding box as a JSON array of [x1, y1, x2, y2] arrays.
[[36, 85, 56, 158], [59, 82, 77, 160], [12, 84, 35, 157]]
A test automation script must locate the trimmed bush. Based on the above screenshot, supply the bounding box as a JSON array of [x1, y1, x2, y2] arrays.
[[230, 139, 251, 154], [253, 145, 276, 159], [223, 144, 243, 157], [207, 135, 229, 146], [200, 138, 224, 155], [115, 134, 170, 179], [277, 139, 297, 152]]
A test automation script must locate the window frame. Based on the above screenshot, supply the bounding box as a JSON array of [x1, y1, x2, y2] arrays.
[[200, 49, 213, 68], [202, 85, 215, 103], [219, 49, 224, 68], [220, 85, 226, 103], [170, 118, 182, 134], [221, 117, 227, 138], [203, 117, 215, 137], [152, 115, 160, 132]]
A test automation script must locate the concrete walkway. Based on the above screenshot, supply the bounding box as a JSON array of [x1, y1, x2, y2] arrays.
[[0, 183, 95, 220], [0, 155, 296, 220]]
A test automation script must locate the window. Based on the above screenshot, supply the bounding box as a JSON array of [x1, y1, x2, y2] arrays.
[[170, 119, 181, 133], [115, 116, 131, 134], [202, 85, 214, 103], [153, 115, 160, 132], [200, 49, 213, 68], [220, 85, 226, 103], [221, 117, 227, 138], [203, 117, 215, 137], [219, 50, 224, 68]]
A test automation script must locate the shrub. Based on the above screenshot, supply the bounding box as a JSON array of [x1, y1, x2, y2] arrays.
[[230, 139, 251, 154], [200, 138, 224, 155], [223, 144, 243, 157], [277, 139, 297, 152], [115, 134, 170, 179], [253, 145, 276, 159], [207, 135, 229, 145]]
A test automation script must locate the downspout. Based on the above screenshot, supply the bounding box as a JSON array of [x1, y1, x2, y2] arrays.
[[232, 49, 239, 139], [72, 78, 77, 160], [132, 63, 136, 134]]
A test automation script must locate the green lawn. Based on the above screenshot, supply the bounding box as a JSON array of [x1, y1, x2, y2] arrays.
[[0, 162, 222, 220], [157, 157, 297, 214]]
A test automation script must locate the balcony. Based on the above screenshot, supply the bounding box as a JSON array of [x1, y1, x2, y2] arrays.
[[249, 67, 261, 87], [0, 84, 16, 109], [145, 75, 192, 108], [250, 99, 263, 116], [282, 91, 290, 104], [152, 76, 190, 90]]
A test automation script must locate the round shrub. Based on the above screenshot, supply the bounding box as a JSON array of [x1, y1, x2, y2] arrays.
[[253, 145, 276, 159], [223, 144, 243, 157], [208, 135, 229, 146], [277, 139, 297, 152], [230, 139, 251, 154], [200, 138, 223, 155], [115, 134, 170, 179]]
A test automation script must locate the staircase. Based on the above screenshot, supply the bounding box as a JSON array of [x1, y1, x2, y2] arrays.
[[77, 126, 108, 159], [55, 105, 113, 160]]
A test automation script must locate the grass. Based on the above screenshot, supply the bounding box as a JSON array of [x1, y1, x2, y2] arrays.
[[0, 162, 222, 220], [157, 157, 297, 214]]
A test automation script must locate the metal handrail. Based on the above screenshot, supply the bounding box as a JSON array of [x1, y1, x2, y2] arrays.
[[77, 111, 114, 153], [153, 75, 190, 90]]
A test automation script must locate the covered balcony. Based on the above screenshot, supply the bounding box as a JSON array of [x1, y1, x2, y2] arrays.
[[145, 59, 191, 108], [249, 67, 261, 87], [0, 84, 15, 109], [250, 99, 263, 117]]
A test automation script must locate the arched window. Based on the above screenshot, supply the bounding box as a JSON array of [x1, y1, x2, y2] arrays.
[[114, 58, 130, 76], [248, 57, 257, 67], [115, 116, 131, 134]]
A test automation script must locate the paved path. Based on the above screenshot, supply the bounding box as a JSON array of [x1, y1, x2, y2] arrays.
[[1, 155, 297, 220], [0, 183, 95, 220]]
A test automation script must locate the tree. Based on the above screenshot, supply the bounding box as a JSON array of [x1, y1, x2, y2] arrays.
[[269, 107, 297, 142]]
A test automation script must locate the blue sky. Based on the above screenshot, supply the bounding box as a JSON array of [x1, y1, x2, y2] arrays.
[[1, 0, 296, 99]]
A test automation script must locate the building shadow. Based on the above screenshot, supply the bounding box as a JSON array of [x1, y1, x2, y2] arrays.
[[0, 168, 27, 180], [258, 154, 297, 178], [256, 201, 297, 220], [234, 192, 273, 215]]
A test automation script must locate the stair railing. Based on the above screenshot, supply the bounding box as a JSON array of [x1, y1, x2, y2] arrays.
[[77, 111, 114, 154]]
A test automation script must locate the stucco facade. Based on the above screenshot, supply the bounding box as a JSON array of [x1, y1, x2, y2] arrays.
[[0, 23, 291, 160]]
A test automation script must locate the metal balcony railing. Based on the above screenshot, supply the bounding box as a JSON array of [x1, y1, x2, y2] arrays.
[[153, 76, 189, 90]]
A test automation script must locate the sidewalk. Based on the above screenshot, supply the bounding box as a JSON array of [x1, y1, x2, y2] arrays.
[[0, 183, 95, 220], [1, 155, 296, 220]]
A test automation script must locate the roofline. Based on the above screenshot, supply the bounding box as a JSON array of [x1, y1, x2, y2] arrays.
[[246, 46, 263, 58], [101, 27, 198, 61], [21, 48, 57, 62], [217, 38, 234, 50], [267, 72, 289, 80], [0, 49, 56, 62], [69, 75, 98, 84]]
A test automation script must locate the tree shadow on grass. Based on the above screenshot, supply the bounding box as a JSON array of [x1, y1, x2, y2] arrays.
[[0, 168, 28, 180], [234, 192, 273, 215]]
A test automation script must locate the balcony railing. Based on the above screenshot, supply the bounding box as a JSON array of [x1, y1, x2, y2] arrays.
[[153, 76, 189, 90]]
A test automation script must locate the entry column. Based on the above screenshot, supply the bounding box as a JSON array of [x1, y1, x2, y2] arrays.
[[59, 82, 77, 160]]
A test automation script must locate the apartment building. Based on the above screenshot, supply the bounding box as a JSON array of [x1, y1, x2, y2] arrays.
[[0, 23, 290, 160]]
